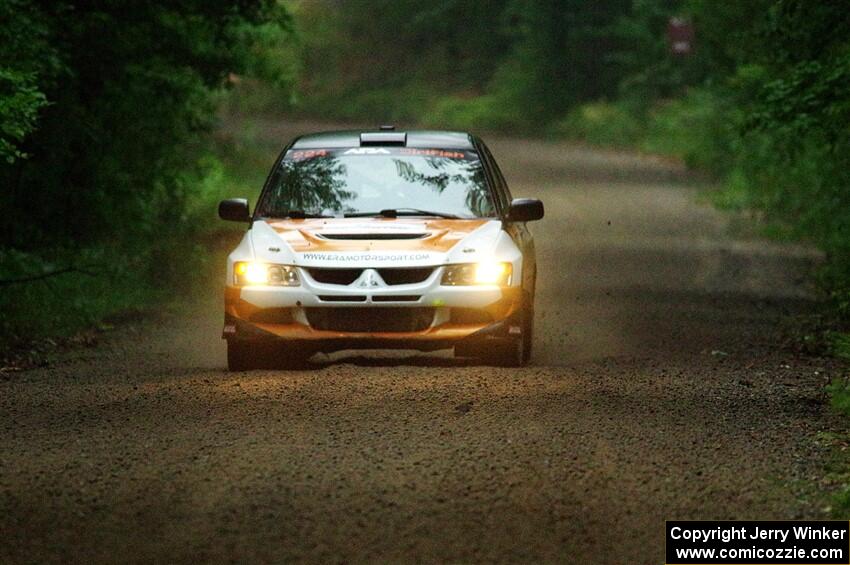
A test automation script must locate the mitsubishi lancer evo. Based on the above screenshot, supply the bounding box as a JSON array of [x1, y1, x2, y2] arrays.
[[218, 127, 543, 370]]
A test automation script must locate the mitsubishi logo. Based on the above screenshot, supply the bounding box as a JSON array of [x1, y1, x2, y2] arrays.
[[356, 269, 384, 288]]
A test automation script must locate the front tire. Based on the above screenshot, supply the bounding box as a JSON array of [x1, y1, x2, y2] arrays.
[[454, 293, 535, 367], [490, 336, 525, 367], [491, 294, 533, 367], [521, 303, 534, 364], [227, 340, 255, 371]]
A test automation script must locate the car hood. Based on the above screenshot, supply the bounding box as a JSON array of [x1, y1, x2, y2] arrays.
[[249, 217, 506, 268]]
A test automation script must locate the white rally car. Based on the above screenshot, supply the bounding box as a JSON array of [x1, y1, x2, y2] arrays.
[[218, 127, 543, 370]]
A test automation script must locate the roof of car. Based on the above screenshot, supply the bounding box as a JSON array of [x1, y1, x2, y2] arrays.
[[290, 129, 476, 150]]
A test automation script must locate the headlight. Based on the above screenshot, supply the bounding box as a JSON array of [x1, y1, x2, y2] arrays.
[[234, 262, 300, 286], [441, 261, 512, 286]]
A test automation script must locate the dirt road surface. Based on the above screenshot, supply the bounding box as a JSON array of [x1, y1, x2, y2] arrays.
[[1, 123, 843, 563]]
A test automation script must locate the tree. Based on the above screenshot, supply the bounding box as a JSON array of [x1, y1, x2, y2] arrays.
[[0, 0, 291, 246]]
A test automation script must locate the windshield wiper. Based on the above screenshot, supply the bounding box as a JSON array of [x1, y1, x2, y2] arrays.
[[265, 209, 334, 219], [345, 208, 460, 219]]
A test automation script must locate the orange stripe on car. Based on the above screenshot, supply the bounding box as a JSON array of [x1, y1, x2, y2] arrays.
[[266, 217, 487, 253]]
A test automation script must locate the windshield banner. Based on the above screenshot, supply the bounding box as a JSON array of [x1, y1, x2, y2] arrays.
[[286, 147, 477, 161]]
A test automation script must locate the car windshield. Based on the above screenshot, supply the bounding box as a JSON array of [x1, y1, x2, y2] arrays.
[[256, 147, 496, 219]]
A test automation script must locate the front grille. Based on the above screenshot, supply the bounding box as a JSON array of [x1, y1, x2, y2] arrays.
[[319, 233, 428, 240], [318, 295, 367, 302], [372, 295, 420, 302], [306, 267, 434, 286], [376, 267, 434, 285], [307, 268, 362, 285], [305, 307, 435, 333]]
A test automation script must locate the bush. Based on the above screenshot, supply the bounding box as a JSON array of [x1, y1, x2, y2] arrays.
[[0, 69, 47, 163], [551, 102, 644, 147], [419, 94, 528, 132], [0, 247, 158, 345], [642, 88, 736, 171]]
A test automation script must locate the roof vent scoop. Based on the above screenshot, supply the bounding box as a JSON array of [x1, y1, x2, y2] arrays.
[[360, 131, 406, 146]]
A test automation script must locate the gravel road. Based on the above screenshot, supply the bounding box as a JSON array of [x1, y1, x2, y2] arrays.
[[0, 124, 843, 564]]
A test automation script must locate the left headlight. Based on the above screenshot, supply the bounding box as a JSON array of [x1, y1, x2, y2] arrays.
[[233, 262, 300, 286], [441, 261, 512, 286]]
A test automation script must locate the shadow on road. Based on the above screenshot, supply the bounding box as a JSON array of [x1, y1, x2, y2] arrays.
[[309, 351, 479, 369]]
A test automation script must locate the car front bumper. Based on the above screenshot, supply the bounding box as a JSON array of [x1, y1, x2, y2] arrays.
[[223, 271, 524, 349]]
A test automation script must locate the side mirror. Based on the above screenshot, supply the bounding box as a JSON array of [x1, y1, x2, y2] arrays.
[[506, 198, 544, 222], [219, 198, 250, 222]]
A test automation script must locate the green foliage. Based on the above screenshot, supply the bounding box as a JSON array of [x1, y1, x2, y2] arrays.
[[0, 69, 47, 163], [641, 87, 736, 171], [828, 378, 850, 418], [833, 333, 850, 361], [0, 247, 158, 343], [0, 132, 268, 350], [218, 6, 299, 115], [717, 1, 850, 320], [490, 0, 631, 122], [551, 102, 644, 147], [419, 94, 527, 131], [609, 0, 690, 107], [616, 0, 850, 324], [291, 0, 513, 124], [813, 430, 850, 518], [0, 0, 55, 164], [0, 0, 291, 248], [831, 487, 850, 518], [0, 0, 294, 347]]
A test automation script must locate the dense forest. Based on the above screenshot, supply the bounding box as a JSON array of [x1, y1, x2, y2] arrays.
[[1, 0, 848, 352]]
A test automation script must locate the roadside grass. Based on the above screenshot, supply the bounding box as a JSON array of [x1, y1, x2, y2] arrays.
[[0, 123, 271, 368], [833, 333, 850, 362], [812, 429, 850, 518], [0, 246, 160, 367], [827, 334, 850, 414], [818, 335, 850, 517]]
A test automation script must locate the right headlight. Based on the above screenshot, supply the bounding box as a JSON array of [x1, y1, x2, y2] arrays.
[[441, 261, 512, 286], [233, 262, 300, 286]]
